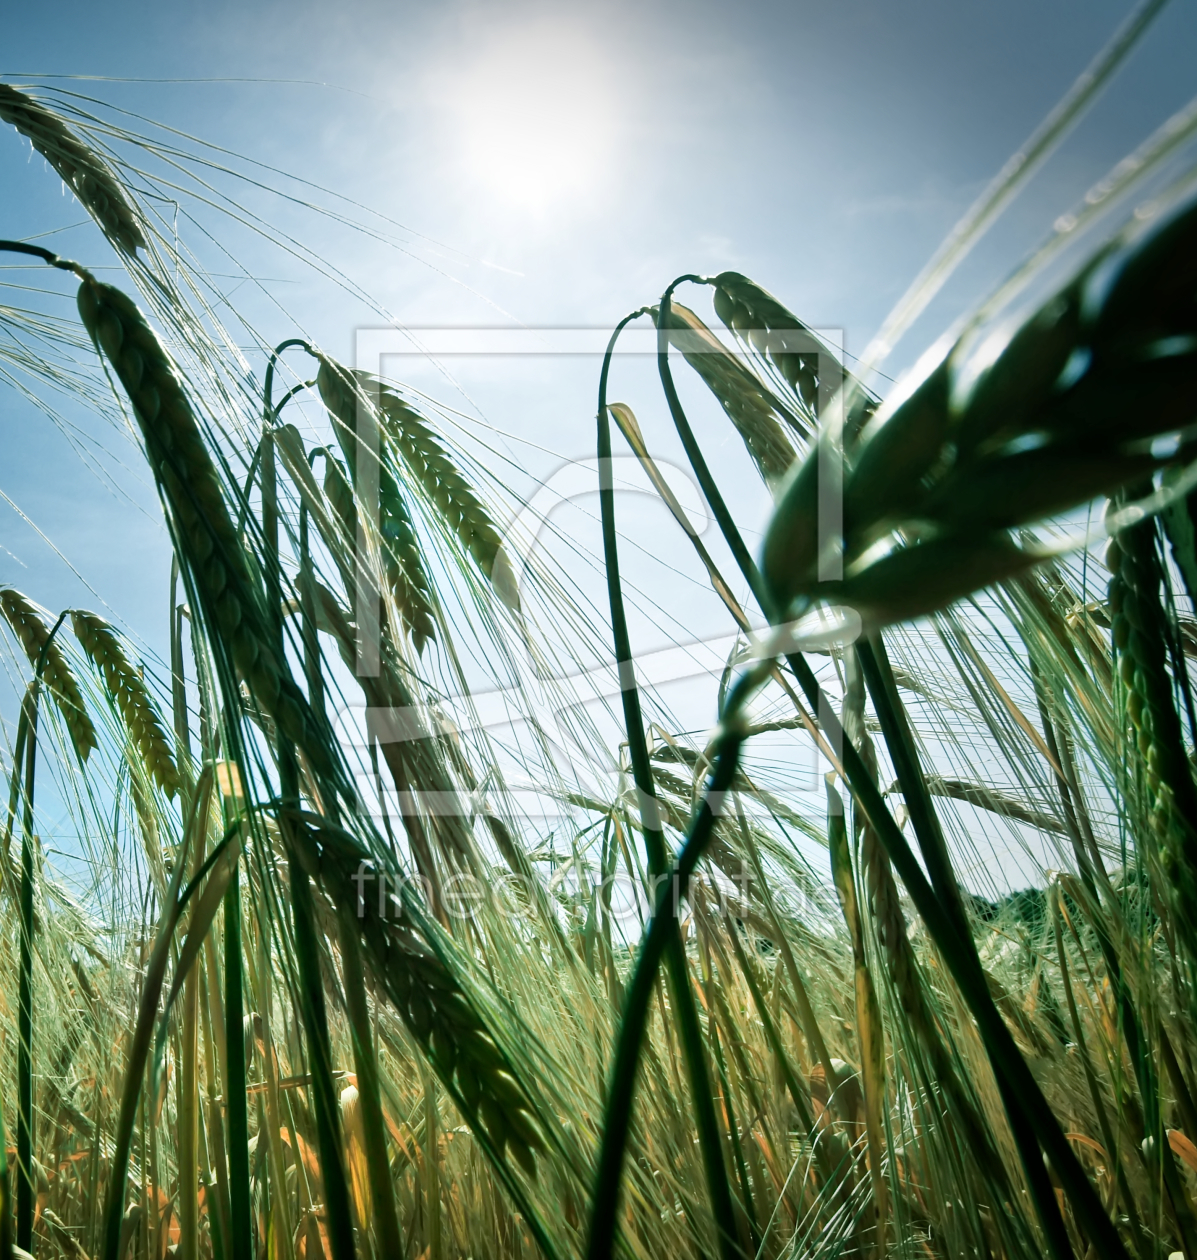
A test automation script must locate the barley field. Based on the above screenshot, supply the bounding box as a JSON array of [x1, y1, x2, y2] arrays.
[[1, 7, 1197, 1260]]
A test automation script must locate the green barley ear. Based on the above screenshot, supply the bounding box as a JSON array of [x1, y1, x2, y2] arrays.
[[0, 84, 145, 254], [764, 193, 1197, 624], [837, 533, 1038, 626], [951, 283, 1083, 456], [379, 473, 437, 652], [75, 275, 328, 774], [715, 272, 824, 412], [758, 449, 823, 610], [1107, 513, 1197, 961], [0, 588, 95, 760], [321, 451, 357, 548], [657, 301, 802, 481], [313, 360, 439, 650], [70, 610, 179, 798], [1088, 197, 1197, 357], [299, 818, 546, 1178], [921, 445, 1163, 533], [842, 347, 952, 531], [373, 378, 521, 611]]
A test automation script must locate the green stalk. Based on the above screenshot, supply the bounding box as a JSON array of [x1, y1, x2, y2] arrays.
[[252, 913, 294, 1260], [655, 280, 763, 595], [101, 770, 212, 1260], [1053, 892, 1150, 1260], [591, 311, 739, 1260], [734, 806, 839, 1095], [855, 635, 969, 934], [1, 700, 28, 879], [338, 905, 403, 1257], [200, 968, 233, 1260], [259, 383, 356, 1260], [824, 776, 889, 1243], [721, 909, 817, 1138], [15, 611, 70, 1252], [856, 634, 1079, 1254], [286, 825, 356, 1260], [423, 1061, 442, 1260], [783, 645, 1130, 1260], [701, 946, 760, 1255], [223, 861, 252, 1260], [587, 664, 753, 1260], [282, 374, 402, 1257], [180, 767, 212, 1260], [170, 560, 192, 766], [299, 501, 324, 719], [180, 907, 201, 1260], [16, 685, 36, 1256], [0, 1054, 10, 1260]]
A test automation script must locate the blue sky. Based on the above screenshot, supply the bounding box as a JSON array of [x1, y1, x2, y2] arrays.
[[2, 0, 1196, 716]]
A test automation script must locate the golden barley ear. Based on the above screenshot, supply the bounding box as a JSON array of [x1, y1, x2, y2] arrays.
[[0, 588, 96, 760], [0, 83, 146, 254], [70, 610, 180, 798]]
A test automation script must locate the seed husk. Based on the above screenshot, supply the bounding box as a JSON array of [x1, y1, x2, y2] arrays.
[[923, 443, 1162, 533], [1091, 198, 1197, 354], [1048, 350, 1197, 442], [844, 349, 952, 531], [954, 284, 1084, 453], [661, 301, 803, 476], [759, 448, 823, 612], [832, 533, 1036, 627]]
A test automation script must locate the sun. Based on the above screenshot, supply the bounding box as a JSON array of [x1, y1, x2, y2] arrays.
[[437, 21, 620, 216]]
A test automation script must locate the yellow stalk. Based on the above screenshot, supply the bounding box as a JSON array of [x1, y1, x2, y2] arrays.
[[423, 1061, 442, 1260], [252, 914, 294, 1260], [826, 776, 889, 1254]]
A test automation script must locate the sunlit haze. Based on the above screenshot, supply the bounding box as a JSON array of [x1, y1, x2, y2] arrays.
[[436, 20, 620, 214]]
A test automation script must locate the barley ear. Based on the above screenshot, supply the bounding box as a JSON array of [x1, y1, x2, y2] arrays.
[[1107, 514, 1197, 964], [0, 84, 145, 254], [714, 273, 829, 415], [0, 588, 96, 760], [70, 610, 179, 797], [775, 532, 1038, 629], [302, 818, 546, 1178], [660, 301, 802, 479], [313, 359, 441, 646], [375, 382, 521, 611], [76, 276, 329, 775]]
